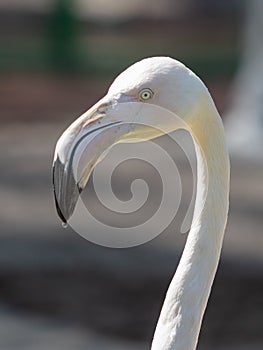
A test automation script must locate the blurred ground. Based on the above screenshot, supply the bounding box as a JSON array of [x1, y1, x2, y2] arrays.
[[0, 75, 262, 349]]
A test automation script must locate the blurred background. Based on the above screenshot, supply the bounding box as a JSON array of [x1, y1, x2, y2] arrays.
[[0, 0, 262, 349]]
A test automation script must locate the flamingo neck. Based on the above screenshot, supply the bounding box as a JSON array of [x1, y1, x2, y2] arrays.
[[151, 98, 230, 350]]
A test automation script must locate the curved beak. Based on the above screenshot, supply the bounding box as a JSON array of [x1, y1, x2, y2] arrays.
[[53, 97, 131, 224], [53, 97, 184, 225]]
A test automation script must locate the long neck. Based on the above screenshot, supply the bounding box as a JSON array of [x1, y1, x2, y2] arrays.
[[151, 97, 230, 350]]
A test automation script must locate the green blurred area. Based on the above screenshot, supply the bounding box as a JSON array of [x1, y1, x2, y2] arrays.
[[0, 1, 242, 80]]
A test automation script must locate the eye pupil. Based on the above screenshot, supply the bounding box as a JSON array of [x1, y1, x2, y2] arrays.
[[139, 88, 153, 101]]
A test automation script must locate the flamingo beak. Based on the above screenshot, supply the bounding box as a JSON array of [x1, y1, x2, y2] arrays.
[[52, 97, 134, 225], [53, 95, 183, 225]]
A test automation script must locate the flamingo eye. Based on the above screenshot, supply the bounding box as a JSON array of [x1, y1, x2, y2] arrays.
[[139, 88, 154, 101]]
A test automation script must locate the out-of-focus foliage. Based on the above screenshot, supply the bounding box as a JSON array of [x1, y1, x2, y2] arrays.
[[0, 0, 244, 77]]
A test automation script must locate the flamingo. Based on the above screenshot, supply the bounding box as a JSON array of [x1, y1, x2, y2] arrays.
[[52, 57, 230, 350]]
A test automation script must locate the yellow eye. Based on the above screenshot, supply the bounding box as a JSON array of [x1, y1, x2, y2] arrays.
[[139, 88, 154, 101]]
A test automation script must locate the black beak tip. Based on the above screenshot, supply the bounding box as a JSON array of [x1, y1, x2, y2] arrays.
[[54, 190, 68, 225], [52, 157, 68, 225], [52, 157, 83, 227]]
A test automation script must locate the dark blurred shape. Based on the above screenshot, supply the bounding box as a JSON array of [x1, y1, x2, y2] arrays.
[[48, 0, 80, 73], [0, 0, 244, 77], [192, 0, 244, 17]]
